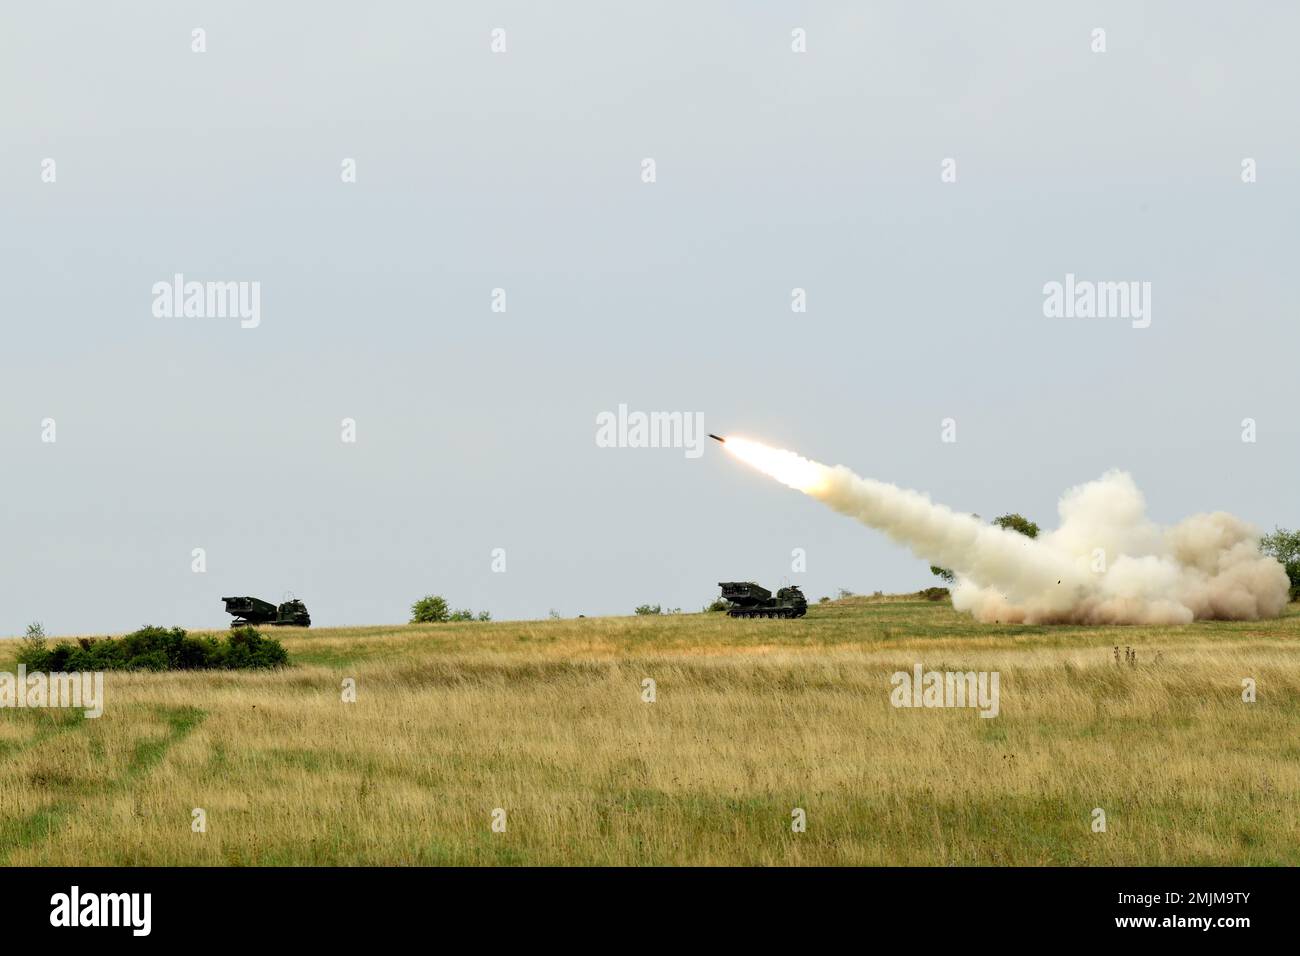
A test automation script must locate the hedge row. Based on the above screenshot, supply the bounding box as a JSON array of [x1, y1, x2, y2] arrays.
[[17, 625, 289, 672]]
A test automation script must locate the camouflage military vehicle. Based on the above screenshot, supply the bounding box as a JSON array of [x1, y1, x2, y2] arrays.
[[222, 595, 312, 628], [717, 582, 807, 619]]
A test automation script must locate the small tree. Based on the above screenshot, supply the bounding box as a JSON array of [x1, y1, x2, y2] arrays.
[[1260, 527, 1300, 601], [933, 513, 1036, 583], [634, 604, 662, 616], [410, 595, 450, 624], [703, 599, 728, 613], [443, 606, 491, 622], [22, 622, 47, 656], [992, 513, 1040, 538]]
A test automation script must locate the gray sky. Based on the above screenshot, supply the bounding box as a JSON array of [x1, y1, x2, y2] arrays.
[[3, 2, 1297, 634]]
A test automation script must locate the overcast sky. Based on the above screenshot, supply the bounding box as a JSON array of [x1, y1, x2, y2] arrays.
[[2, 2, 1297, 634]]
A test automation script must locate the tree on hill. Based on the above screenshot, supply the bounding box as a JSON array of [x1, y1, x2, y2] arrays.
[[932, 512, 1038, 583], [448, 608, 492, 622], [1260, 527, 1300, 601], [410, 595, 450, 623], [929, 566, 955, 584], [991, 513, 1040, 538]]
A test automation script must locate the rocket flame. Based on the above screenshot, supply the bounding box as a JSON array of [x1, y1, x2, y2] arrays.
[[720, 436, 831, 495], [714, 434, 1289, 625]]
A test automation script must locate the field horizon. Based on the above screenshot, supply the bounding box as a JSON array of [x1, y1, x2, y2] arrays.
[[2, 596, 1298, 866]]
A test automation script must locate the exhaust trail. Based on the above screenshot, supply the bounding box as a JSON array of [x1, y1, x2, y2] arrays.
[[718, 436, 1289, 625]]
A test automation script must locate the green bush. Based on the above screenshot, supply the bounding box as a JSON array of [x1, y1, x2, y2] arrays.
[[992, 513, 1040, 538], [410, 595, 450, 623], [411, 597, 491, 624], [634, 604, 662, 616], [218, 626, 290, 668], [929, 566, 955, 584], [933, 513, 1039, 585], [444, 607, 491, 622], [15, 625, 287, 672], [20, 622, 47, 660], [1260, 528, 1300, 601]]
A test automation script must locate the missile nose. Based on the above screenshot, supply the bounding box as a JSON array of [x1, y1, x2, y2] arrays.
[[708, 433, 725, 443]]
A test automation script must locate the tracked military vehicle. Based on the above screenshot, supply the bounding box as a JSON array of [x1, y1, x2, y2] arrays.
[[717, 582, 807, 619], [222, 595, 312, 628]]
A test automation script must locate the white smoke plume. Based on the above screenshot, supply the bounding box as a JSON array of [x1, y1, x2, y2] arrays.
[[721, 436, 1289, 625]]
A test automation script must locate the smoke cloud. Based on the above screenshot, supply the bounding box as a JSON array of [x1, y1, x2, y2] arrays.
[[722, 437, 1289, 625]]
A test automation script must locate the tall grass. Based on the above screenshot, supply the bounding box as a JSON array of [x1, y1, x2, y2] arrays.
[[1, 602, 1297, 865]]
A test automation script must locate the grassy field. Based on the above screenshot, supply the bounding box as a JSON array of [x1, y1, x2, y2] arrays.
[[2, 597, 1298, 866]]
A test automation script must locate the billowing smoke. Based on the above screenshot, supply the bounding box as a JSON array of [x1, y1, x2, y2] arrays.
[[721, 437, 1289, 624]]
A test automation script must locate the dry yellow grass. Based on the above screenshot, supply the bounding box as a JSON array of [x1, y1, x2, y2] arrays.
[[1, 600, 1297, 865]]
